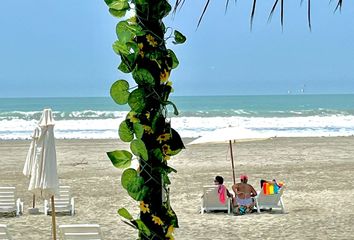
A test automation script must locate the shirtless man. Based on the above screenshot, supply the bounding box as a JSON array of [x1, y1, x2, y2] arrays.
[[232, 175, 257, 214]]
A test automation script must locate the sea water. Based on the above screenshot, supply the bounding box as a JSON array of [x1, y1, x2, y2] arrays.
[[1, 94, 354, 140]]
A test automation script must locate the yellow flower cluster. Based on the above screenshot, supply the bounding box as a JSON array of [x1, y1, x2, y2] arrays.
[[127, 111, 139, 123], [162, 144, 172, 161], [157, 133, 171, 143], [146, 34, 158, 47], [151, 215, 164, 226], [143, 125, 153, 134], [138, 43, 144, 58], [160, 69, 170, 83], [165, 225, 174, 240], [139, 201, 150, 214]]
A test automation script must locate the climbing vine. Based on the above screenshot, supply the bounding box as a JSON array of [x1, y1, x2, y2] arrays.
[[105, 0, 186, 239]]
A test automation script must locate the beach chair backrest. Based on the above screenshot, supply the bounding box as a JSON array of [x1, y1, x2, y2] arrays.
[[59, 224, 102, 240], [203, 186, 228, 208], [0, 224, 12, 240], [0, 187, 16, 212], [258, 186, 284, 205], [54, 186, 72, 207]]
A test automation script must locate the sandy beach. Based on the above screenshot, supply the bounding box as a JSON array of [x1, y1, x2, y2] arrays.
[[1, 137, 354, 239]]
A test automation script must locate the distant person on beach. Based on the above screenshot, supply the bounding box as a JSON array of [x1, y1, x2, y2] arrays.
[[214, 176, 233, 204], [232, 175, 257, 214]]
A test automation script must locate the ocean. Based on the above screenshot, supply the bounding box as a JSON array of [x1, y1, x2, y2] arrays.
[[1, 94, 354, 140]]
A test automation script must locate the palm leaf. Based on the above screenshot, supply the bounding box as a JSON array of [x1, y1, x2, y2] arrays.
[[174, 0, 344, 29]]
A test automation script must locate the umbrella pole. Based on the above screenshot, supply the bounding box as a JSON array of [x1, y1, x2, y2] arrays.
[[229, 140, 236, 185], [51, 196, 57, 240], [32, 194, 35, 208]]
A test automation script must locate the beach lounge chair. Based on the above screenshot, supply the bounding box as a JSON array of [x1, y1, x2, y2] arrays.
[[254, 185, 285, 213], [58, 224, 103, 240], [0, 224, 12, 240], [44, 186, 75, 216], [0, 187, 23, 217], [200, 186, 232, 214]]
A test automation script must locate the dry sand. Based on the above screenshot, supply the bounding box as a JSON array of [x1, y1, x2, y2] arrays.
[[1, 137, 354, 239]]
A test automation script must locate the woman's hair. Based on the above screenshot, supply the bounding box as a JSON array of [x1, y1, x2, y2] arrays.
[[215, 175, 224, 184]]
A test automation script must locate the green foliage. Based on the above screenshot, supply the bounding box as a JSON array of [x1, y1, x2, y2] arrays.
[[135, 219, 151, 237], [110, 80, 130, 105], [105, 0, 130, 18], [130, 139, 148, 160], [133, 123, 144, 139], [119, 120, 134, 142], [107, 150, 132, 168], [128, 89, 146, 113], [173, 30, 186, 44], [117, 208, 133, 220], [106, 0, 187, 238], [168, 49, 179, 69], [132, 68, 155, 86]]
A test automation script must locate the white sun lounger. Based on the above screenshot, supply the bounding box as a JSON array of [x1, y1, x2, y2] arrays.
[[254, 186, 285, 213], [58, 224, 103, 240], [200, 185, 232, 214], [0, 187, 23, 217], [0, 224, 12, 240], [44, 186, 75, 216]]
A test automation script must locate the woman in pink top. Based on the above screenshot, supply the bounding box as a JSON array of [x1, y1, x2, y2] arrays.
[[214, 176, 233, 204]]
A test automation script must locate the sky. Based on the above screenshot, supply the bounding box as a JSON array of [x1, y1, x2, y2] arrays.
[[0, 1, 354, 97]]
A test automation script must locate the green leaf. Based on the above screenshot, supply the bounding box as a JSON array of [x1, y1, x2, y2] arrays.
[[117, 208, 133, 220], [164, 101, 179, 115], [119, 120, 134, 142], [113, 40, 130, 56], [173, 30, 186, 44], [109, 0, 130, 11], [135, 219, 151, 236], [127, 176, 144, 193], [121, 168, 137, 189], [109, 8, 128, 18], [130, 139, 148, 161], [133, 123, 144, 139], [110, 80, 130, 105], [168, 49, 179, 69], [132, 68, 155, 86], [118, 61, 130, 73], [156, 0, 172, 18], [116, 21, 145, 43], [107, 150, 132, 168], [128, 89, 146, 113], [152, 148, 163, 161]]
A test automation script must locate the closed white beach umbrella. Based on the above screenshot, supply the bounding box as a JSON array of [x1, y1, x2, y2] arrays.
[[28, 108, 59, 240], [189, 127, 274, 184], [23, 126, 41, 209], [23, 127, 41, 177]]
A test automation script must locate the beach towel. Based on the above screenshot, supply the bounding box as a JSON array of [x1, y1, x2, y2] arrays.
[[217, 185, 226, 204], [262, 182, 284, 195]]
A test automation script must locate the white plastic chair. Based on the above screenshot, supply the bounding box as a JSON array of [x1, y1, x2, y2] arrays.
[[58, 224, 103, 240], [44, 186, 75, 216], [0, 224, 12, 240], [254, 186, 285, 213], [0, 187, 23, 217], [200, 185, 232, 214]]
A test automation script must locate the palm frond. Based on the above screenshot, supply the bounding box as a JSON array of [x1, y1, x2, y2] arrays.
[[250, 0, 257, 31], [307, 0, 312, 31], [174, 0, 344, 30], [334, 0, 343, 12], [197, 0, 211, 28]]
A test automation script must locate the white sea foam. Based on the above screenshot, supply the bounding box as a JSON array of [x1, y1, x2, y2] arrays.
[[1, 115, 354, 140]]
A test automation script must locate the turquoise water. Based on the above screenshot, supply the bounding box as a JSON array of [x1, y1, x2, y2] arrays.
[[1, 94, 354, 139]]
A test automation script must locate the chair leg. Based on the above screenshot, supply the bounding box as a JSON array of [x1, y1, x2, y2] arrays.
[[255, 199, 261, 213], [280, 198, 285, 213]]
